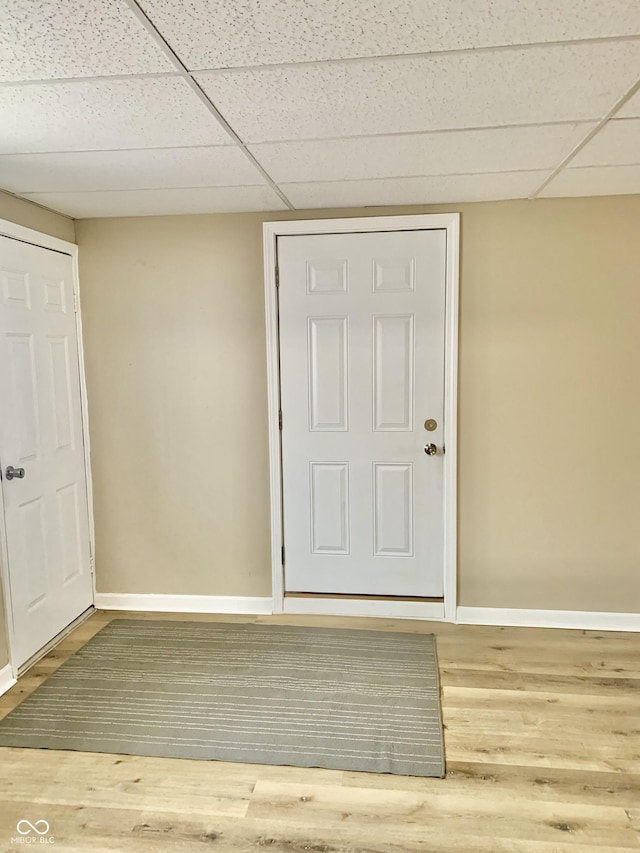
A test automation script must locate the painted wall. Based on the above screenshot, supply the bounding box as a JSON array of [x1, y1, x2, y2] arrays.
[[0, 191, 76, 671], [0, 189, 75, 243], [76, 195, 640, 613]]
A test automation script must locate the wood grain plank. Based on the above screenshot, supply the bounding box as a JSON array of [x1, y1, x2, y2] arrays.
[[0, 611, 639, 852]]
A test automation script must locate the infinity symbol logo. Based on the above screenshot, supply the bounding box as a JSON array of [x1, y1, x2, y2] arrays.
[[16, 819, 50, 836]]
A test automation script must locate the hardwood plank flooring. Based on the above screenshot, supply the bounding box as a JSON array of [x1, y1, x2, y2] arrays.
[[0, 610, 638, 852]]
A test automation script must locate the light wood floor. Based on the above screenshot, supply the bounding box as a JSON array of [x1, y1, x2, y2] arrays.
[[0, 610, 638, 852]]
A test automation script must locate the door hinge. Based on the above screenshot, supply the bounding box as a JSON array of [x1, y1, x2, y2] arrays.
[[89, 553, 95, 576], [275, 265, 280, 288], [72, 291, 79, 313], [281, 545, 285, 566], [278, 409, 283, 431]]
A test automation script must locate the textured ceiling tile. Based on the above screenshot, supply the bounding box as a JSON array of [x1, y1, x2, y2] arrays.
[[571, 119, 640, 167], [538, 164, 640, 196], [21, 186, 287, 217], [138, 0, 640, 69], [0, 147, 265, 192], [0, 0, 173, 81], [282, 172, 549, 208], [0, 78, 232, 153], [197, 41, 640, 142], [616, 88, 640, 118], [249, 124, 594, 183]]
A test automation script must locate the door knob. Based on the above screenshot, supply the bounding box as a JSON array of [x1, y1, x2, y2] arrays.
[[424, 443, 437, 456], [5, 465, 25, 480]]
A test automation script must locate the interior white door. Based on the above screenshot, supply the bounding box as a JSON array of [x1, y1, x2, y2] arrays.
[[0, 236, 93, 667], [278, 230, 446, 597]]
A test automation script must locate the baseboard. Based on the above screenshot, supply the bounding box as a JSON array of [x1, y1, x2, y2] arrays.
[[283, 597, 445, 620], [94, 594, 273, 615], [456, 606, 640, 632], [0, 662, 16, 697]]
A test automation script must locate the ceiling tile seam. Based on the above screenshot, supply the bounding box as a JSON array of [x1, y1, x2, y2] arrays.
[[0, 143, 238, 157], [21, 183, 272, 195], [243, 120, 597, 146], [530, 77, 640, 197], [0, 186, 74, 220], [184, 33, 640, 76], [276, 168, 552, 187], [121, 0, 295, 211], [0, 72, 180, 88], [12, 169, 549, 198], [0, 120, 601, 158], [565, 163, 640, 170]]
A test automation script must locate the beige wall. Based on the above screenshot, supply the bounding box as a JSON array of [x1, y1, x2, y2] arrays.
[[0, 191, 75, 670], [0, 189, 75, 243], [76, 195, 640, 613]]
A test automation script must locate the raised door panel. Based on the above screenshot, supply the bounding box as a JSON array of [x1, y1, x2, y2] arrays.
[[57, 482, 83, 585], [47, 336, 75, 451], [6, 333, 40, 462], [310, 462, 350, 554], [373, 257, 416, 293], [42, 277, 67, 313], [373, 463, 414, 557], [2, 268, 31, 309], [373, 314, 414, 431], [308, 316, 348, 431], [18, 496, 49, 613], [307, 259, 348, 294]]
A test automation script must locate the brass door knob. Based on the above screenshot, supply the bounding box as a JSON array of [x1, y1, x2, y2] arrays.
[[424, 443, 437, 456]]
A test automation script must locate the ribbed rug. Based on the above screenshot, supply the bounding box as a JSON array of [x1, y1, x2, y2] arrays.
[[0, 619, 444, 777]]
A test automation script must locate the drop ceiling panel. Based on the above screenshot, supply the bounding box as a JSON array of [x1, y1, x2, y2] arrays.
[[571, 119, 640, 167], [539, 164, 640, 197], [0, 0, 173, 82], [139, 0, 640, 69], [616, 88, 640, 118], [0, 147, 265, 192], [22, 186, 287, 218], [249, 123, 594, 184], [0, 78, 232, 154], [282, 172, 549, 209], [197, 41, 640, 143]]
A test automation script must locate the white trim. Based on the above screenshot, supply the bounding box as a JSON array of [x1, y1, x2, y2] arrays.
[[0, 218, 94, 679], [263, 221, 284, 613], [0, 219, 76, 255], [71, 245, 97, 600], [0, 662, 16, 697], [94, 594, 274, 615], [456, 606, 640, 632], [263, 214, 460, 620], [284, 597, 445, 620]]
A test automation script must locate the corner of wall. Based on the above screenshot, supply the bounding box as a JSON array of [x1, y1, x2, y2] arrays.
[[0, 190, 75, 243]]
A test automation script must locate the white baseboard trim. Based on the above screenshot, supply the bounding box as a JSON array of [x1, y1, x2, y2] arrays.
[[456, 606, 640, 632], [94, 594, 274, 615], [0, 662, 16, 697], [283, 597, 445, 620]]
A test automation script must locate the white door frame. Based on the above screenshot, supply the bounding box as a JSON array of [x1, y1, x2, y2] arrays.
[[263, 213, 459, 621], [0, 218, 95, 678]]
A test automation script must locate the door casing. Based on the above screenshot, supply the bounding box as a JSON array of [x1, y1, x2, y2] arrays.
[[263, 214, 459, 621], [0, 218, 96, 678]]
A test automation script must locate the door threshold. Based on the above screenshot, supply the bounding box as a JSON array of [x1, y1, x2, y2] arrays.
[[282, 595, 445, 621], [286, 592, 444, 603]]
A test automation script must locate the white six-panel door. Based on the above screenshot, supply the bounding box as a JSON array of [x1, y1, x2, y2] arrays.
[[0, 236, 93, 667], [278, 230, 446, 597]]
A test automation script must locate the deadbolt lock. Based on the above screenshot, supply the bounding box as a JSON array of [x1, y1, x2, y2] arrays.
[[424, 418, 437, 432]]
